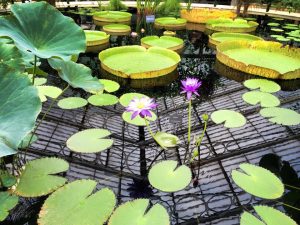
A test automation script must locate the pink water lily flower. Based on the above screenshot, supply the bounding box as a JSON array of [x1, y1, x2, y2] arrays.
[[180, 77, 202, 100], [126, 97, 158, 120]]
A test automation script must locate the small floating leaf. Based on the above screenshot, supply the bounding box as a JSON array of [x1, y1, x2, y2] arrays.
[[242, 91, 280, 107], [67, 129, 113, 153], [211, 110, 246, 128], [39, 180, 116, 225], [232, 163, 284, 199], [153, 132, 180, 150], [148, 160, 192, 192], [88, 94, 119, 106], [37, 86, 62, 102], [14, 158, 69, 197], [18, 133, 38, 149], [0, 192, 18, 222], [260, 107, 300, 126], [108, 198, 169, 225], [0, 172, 17, 188], [243, 79, 281, 93], [119, 93, 148, 107], [99, 79, 120, 93], [122, 111, 157, 126], [57, 97, 88, 109]]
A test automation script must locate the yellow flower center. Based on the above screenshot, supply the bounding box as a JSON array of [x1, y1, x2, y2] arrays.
[[137, 102, 145, 109]]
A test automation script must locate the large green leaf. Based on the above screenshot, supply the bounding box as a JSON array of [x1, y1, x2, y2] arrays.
[[108, 199, 169, 225], [260, 107, 300, 126], [0, 2, 86, 60], [0, 43, 24, 71], [39, 180, 116, 225], [0, 192, 18, 222], [211, 109, 246, 128], [14, 158, 69, 197], [243, 79, 281, 93], [48, 58, 103, 92], [242, 91, 280, 107], [0, 65, 41, 157], [232, 163, 284, 199]]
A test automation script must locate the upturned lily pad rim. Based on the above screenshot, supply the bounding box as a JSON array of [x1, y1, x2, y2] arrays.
[[84, 30, 110, 47], [141, 35, 184, 52], [155, 17, 187, 30], [93, 11, 132, 22], [206, 18, 258, 33], [102, 24, 131, 35]]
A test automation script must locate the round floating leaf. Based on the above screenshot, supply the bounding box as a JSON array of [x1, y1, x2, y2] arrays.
[[88, 94, 119, 106], [148, 160, 192, 192], [242, 91, 280, 107], [0, 2, 86, 60], [243, 79, 281, 93], [48, 58, 103, 92], [0, 172, 17, 188], [0, 43, 24, 71], [14, 158, 69, 197], [18, 133, 38, 149], [211, 110, 246, 128], [108, 198, 169, 225], [153, 132, 180, 150], [232, 163, 284, 199], [0, 66, 41, 157], [39, 180, 116, 225], [34, 78, 47, 86], [57, 97, 88, 109], [37, 85, 62, 102], [119, 93, 148, 107], [260, 107, 300, 126], [122, 111, 157, 126], [0, 192, 18, 222], [67, 129, 113, 153], [241, 205, 297, 225], [99, 79, 120, 93]]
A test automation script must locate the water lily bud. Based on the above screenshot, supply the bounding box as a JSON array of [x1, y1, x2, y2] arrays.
[[131, 32, 138, 38], [141, 28, 145, 33], [202, 113, 209, 121]]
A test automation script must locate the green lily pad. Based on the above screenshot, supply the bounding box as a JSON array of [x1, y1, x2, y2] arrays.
[[242, 91, 280, 107], [209, 32, 263, 47], [232, 163, 284, 199], [108, 198, 169, 225], [148, 160, 192, 192], [88, 94, 119, 106], [0, 192, 18, 222], [0, 66, 41, 157], [57, 97, 88, 109], [39, 180, 116, 225], [37, 85, 62, 102], [99, 79, 120, 93], [27, 74, 47, 86], [119, 93, 148, 107], [122, 111, 157, 126], [0, 172, 17, 188], [260, 107, 300, 126], [48, 58, 103, 92], [267, 22, 280, 27], [141, 36, 184, 50], [243, 79, 281, 93], [14, 158, 69, 197], [241, 205, 297, 225], [211, 110, 246, 128], [276, 36, 290, 42], [271, 28, 284, 32], [153, 132, 180, 150], [0, 43, 24, 71], [67, 129, 113, 153], [0, 2, 85, 60], [18, 133, 38, 149]]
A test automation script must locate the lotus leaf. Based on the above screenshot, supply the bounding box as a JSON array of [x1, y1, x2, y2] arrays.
[[14, 158, 69, 197], [99, 46, 180, 79], [57, 97, 88, 109], [67, 129, 113, 153], [122, 111, 157, 126], [37, 86, 62, 102], [99, 79, 120, 93], [18, 133, 38, 149], [141, 36, 184, 52], [33, 78, 47, 86], [108, 198, 169, 225], [148, 160, 191, 192], [232, 163, 284, 199], [240, 205, 297, 225], [103, 24, 131, 35], [0, 37, 13, 44], [206, 18, 258, 33], [88, 94, 119, 106], [48, 58, 103, 92], [243, 79, 281, 93], [216, 41, 300, 79], [39, 180, 116, 225], [211, 109, 246, 128], [0, 192, 18, 222], [155, 17, 187, 30], [0, 66, 41, 157], [242, 91, 280, 107], [0, 2, 86, 60], [93, 11, 132, 23], [0, 43, 24, 71], [153, 132, 180, 150], [260, 107, 300, 126], [119, 93, 148, 107]]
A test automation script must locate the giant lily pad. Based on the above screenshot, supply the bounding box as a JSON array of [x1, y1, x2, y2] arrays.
[[206, 18, 258, 33], [103, 24, 131, 36], [211, 110, 246, 128], [57, 97, 88, 109], [242, 91, 280, 107], [148, 160, 192, 192], [216, 40, 300, 79], [67, 129, 113, 153], [93, 11, 132, 26], [0, 43, 24, 71], [240, 205, 297, 225], [155, 17, 187, 30], [260, 107, 300, 126], [243, 79, 281, 93], [0, 66, 41, 157], [232, 163, 284, 199], [85, 30, 110, 53], [14, 158, 69, 197], [39, 180, 116, 225], [88, 94, 119, 106], [0, 192, 18, 222], [141, 36, 184, 52], [108, 199, 169, 225], [0, 2, 86, 60], [99, 46, 180, 79]]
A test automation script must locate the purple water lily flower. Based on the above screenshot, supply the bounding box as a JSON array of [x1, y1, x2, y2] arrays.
[[126, 97, 158, 120], [180, 77, 202, 100]]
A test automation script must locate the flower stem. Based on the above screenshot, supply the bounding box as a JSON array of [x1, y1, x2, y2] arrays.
[[32, 55, 37, 85], [187, 100, 192, 144], [277, 201, 300, 211], [284, 184, 300, 191], [144, 118, 165, 150]]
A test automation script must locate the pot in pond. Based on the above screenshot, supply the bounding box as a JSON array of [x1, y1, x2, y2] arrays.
[[84, 30, 110, 53], [206, 18, 259, 33], [93, 11, 132, 26], [141, 35, 184, 53], [154, 17, 187, 30]]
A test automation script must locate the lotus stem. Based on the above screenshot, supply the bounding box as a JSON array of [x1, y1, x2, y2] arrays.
[[32, 55, 37, 85], [187, 100, 192, 144], [144, 118, 165, 150]]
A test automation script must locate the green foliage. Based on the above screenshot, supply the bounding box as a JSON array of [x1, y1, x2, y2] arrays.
[[278, 0, 300, 12], [156, 0, 181, 17], [0, 171, 17, 188], [122, 111, 157, 126], [260, 107, 300, 126], [153, 132, 180, 149], [119, 93, 148, 107], [37, 85, 62, 102], [243, 79, 281, 93], [99, 79, 120, 93], [88, 94, 119, 106], [0, 192, 18, 222], [0, 43, 24, 71], [242, 91, 280, 107], [57, 97, 88, 110], [211, 109, 246, 128], [107, 0, 127, 11]]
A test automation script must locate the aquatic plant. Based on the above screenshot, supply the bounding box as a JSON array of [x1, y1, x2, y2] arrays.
[[126, 97, 158, 119], [156, 0, 181, 17]]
